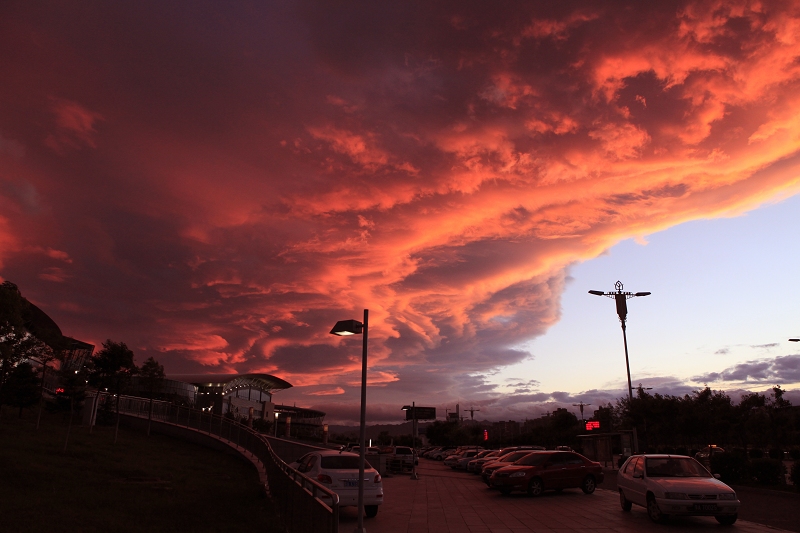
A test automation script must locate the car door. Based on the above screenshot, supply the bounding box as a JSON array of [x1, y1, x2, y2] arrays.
[[540, 453, 566, 488], [561, 453, 587, 488], [627, 456, 647, 506]]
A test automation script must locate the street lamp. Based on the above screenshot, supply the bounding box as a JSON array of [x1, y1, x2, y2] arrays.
[[330, 310, 369, 533], [589, 281, 651, 404], [572, 401, 591, 423], [274, 410, 279, 437]]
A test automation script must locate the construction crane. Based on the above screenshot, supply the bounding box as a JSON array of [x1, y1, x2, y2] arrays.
[[465, 406, 480, 421], [573, 402, 591, 422]]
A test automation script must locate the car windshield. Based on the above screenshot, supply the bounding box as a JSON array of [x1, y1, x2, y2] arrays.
[[515, 453, 549, 466], [502, 451, 531, 462], [645, 457, 711, 478], [320, 456, 373, 469]]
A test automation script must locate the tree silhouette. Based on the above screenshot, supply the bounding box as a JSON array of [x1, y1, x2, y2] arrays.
[[139, 356, 165, 436], [89, 340, 137, 444], [2, 362, 39, 417]]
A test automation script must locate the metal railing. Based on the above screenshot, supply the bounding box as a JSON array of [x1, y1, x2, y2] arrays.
[[102, 393, 339, 533]]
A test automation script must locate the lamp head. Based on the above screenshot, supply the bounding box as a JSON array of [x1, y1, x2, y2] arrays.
[[588, 290, 604, 296], [635, 292, 651, 297], [330, 319, 364, 336]]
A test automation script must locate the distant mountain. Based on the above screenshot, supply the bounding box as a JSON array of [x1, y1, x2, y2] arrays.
[[327, 421, 431, 441]]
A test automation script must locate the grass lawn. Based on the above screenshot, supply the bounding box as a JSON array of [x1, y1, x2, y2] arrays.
[[0, 405, 286, 533]]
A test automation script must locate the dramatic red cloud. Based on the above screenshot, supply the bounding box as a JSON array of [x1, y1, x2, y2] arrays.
[[2, 1, 800, 422]]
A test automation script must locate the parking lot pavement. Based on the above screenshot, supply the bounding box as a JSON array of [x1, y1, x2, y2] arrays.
[[338, 460, 792, 533]]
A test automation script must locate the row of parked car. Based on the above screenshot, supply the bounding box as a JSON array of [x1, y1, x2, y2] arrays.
[[422, 445, 741, 525]]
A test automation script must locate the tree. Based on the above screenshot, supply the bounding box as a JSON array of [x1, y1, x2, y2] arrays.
[[0, 282, 30, 415], [139, 356, 165, 436], [89, 340, 137, 443], [1, 362, 39, 417]]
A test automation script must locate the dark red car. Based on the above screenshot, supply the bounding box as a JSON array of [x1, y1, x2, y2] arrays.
[[489, 451, 604, 496]]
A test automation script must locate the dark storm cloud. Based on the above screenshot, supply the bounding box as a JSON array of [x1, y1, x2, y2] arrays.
[[3, 1, 800, 422]]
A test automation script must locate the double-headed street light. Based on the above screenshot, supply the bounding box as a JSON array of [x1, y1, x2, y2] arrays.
[[330, 310, 369, 533], [589, 281, 651, 404]]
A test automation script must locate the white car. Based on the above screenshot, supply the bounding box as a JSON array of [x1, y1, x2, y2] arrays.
[[447, 449, 482, 469], [289, 450, 384, 517], [617, 454, 739, 525]]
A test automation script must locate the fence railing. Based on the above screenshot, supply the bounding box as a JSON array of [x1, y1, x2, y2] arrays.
[[101, 393, 339, 533]]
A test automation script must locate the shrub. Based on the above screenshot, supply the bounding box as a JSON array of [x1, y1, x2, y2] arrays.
[[749, 458, 785, 485], [791, 461, 800, 492], [748, 448, 764, 459], [768, 448, 784, 460], [710, 453, 749, 484]]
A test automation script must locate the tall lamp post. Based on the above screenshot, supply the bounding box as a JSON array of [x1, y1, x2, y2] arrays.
[[573, 402, 591, 423], [588, 281, 650, 404], [330, 310, 369, 533]]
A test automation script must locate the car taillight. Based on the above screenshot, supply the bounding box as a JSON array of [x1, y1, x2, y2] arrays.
[[374, 474, 382, 483], [317, 474, 332, 484]]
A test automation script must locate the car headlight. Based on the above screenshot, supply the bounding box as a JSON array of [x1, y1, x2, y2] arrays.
[[664, 492, 689, 500], [718, 493, 736, 500], [509, 472, 527, 478]]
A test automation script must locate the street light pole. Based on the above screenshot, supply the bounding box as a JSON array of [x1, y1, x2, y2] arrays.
[[588, 281, 650, 404], [330, 310, 369, 533], [572, 401, 591, 423]]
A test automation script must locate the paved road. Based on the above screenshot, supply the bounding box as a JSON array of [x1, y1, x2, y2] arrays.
[[341, 460, 793, 533]]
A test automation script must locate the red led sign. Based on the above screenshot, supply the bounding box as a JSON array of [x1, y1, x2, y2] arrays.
[[55, 388, 65, 394], [483, 429, 489, 441], [585, 420, 600, 431]]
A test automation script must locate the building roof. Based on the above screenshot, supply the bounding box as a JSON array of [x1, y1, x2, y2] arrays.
[[169, 373, 293, 394]]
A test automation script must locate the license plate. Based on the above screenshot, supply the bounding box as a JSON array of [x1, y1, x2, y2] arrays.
[[343, 480, 358, 487], [693, 504, 717, 512]]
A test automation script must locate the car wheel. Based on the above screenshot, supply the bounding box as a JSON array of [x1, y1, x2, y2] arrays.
[[619, 489, 632, 511], [365, 505, 379, 518], [581, 475, 596, 494], [715, 514, 737, 526], [527, 477, 544, 497], [646, 494, 667, 523], [499, 487, 512, 495]]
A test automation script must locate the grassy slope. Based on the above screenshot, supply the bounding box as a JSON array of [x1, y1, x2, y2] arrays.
[[0, 406, 285, 533]]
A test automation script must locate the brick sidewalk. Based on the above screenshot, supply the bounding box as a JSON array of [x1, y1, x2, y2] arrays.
[[339, 460, 791, 533]]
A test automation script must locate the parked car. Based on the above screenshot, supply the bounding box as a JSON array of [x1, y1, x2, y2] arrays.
[[289, 450, 384, 517], [617, 454, 739, 524], [489, 450, 603, 496], [391, 446, 417, 469], [429, 446, 458, 460], [446, 449, 482, 469], [694, 446, 724, 461], [467, 450, 500, 473], [481, 450, 539, 485], [498, 445, 545, 456]]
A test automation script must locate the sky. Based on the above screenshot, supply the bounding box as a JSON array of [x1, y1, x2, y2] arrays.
[[1, 1, 800, 424]]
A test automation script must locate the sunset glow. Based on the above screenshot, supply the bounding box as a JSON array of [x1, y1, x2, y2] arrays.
[[2, 1, 799, 423]]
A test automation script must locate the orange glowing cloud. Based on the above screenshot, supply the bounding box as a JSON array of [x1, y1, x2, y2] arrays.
[[2, 1, 800, 421]]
